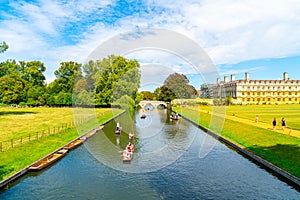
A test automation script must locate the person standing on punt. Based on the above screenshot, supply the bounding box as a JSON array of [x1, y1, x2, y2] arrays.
[[128, 132, 134, 143]]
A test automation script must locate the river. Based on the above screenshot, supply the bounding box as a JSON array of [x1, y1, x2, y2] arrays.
[[0, 109, 299, 199]]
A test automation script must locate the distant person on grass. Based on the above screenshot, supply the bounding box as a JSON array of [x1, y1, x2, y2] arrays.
[[281, 118, 286, 131], [255, 115, 259, 123], [272, 118, 277, 130]]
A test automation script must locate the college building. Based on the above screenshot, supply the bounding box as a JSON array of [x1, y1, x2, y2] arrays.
[[210, 72, 300, 104]]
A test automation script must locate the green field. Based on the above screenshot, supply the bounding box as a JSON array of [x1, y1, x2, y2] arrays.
[[0, 107, 123, 181], [173, 104, 300, 178]]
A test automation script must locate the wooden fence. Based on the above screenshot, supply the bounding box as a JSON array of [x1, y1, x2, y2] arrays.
[[0, 116, 95, 153]]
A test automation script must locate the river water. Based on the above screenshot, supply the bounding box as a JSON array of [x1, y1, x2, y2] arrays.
[[1, 109, 299, 199]]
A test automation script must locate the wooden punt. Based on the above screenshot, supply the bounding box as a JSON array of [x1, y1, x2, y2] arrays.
[[170, 115, 179, 120], [122, 144, 135, 162], [122, 152, 133, 162], [63, 138, 85, 150], [29, 149, 68, 171], [140, 114, 146, 119]]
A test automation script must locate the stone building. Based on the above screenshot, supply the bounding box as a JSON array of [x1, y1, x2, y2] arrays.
[[212, 72, 300, 104]]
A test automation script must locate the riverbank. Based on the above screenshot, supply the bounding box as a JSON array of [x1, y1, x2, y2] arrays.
[[0, 108, 123, 182], [173, 105, 300, 181]]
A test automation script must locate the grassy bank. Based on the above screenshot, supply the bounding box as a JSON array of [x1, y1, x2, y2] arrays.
[[0, 107, 123, 181], [173, 104, 300, 178]]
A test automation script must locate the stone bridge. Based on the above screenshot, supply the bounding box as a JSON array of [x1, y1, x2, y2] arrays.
[[138, 100, 168, 109]]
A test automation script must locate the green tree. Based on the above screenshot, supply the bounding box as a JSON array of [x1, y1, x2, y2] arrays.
[[164, 73, 197, 99], [0, 75, 26, 104], [73, 78, 95, 105], [154, 86, 176, 102], [53, 61, 82, 93], [27, 86, 46, 106], [46, 61, 82, 106], [21, 61, 46, 87], [0, 60, 20, 77], [91, 55, 140, 105], [0, 41, 8, 53], [141, 91, 154, 100]]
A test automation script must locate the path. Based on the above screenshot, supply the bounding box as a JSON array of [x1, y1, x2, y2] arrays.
[[225, 114, 300, 139]]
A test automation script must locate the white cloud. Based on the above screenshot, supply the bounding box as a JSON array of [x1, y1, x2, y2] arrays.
[[1, 0, 300, 85]]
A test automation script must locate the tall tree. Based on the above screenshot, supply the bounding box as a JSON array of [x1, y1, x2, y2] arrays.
[[141, 91, 154, 100], [0, 74, 26, 104], [154, 86, 176, 102], [21, 61, 46, 87], [164, 73, 197, 99], [0, 60, 20, 77], [47, 61, 82, 106], [91, 55, 140, 105], [53, 61, 82, 93]]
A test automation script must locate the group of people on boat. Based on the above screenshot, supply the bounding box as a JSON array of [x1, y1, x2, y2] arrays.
[[170, 112, 179, 120], [115, 122, 135, 161], [123, 136, 135, 161]]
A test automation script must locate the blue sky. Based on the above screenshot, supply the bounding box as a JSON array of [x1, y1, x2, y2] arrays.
[[1, 0, 300, 91]]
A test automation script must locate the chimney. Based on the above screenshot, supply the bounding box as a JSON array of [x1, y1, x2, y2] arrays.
[[224, 76, 228, 83], [231, 74, 235, 82], [283, 72, 288, 81], [217, 78, 221, 84], [245, 72, 250, 81]]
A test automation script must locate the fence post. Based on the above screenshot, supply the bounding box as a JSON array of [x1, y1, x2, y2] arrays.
[[29, 133, 31, 142], [20, 136, 22, 144], [0, 142, 2, 152], [11, 139, 13, 148], [48, 128, 50, 135], [36, 132, 38, 140]]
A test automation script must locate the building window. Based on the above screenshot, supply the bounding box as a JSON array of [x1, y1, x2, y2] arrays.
[[268, 98, 271, 101], [289, 92, 292, 95], [247, 98, 250, 101], [278, 98, 281, 101], [289, 98, 292, 101]]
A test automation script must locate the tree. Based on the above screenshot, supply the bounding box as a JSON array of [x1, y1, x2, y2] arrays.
[[27, 85, 46, 106], [154, 86, 176, 102], [141, 91, 154, 100], [0, 60, 20, 77], [53, 61, 82, 93], [91, 55, 141, 105], [164, 73, 197, 99], [0, 75, 26, 104], [0, 41, 8, 53], [46, 61, 82, 106], [21, 61, 46, 87]]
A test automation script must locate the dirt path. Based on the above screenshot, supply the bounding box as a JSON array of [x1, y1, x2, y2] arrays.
[[225, 114, 300, 139]]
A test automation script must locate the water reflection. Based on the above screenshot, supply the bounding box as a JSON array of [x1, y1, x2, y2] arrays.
[[84, 109, 197, 173]]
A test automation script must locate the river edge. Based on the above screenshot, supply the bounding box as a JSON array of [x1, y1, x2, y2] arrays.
[[0, 110, 126, 191], [174, 110, 300, 190]]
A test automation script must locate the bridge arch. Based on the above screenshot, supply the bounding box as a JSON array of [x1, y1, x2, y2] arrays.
[[138, 100, 168, 109]]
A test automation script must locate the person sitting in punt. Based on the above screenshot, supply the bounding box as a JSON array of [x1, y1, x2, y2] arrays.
[[123, 149, 132, 159], [128, 132, 134, 143], [126, 143, 135, 152]]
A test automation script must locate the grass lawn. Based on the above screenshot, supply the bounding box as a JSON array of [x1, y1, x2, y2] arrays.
[[0, 107, 123, 181], [173, 104, 300, 178]]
